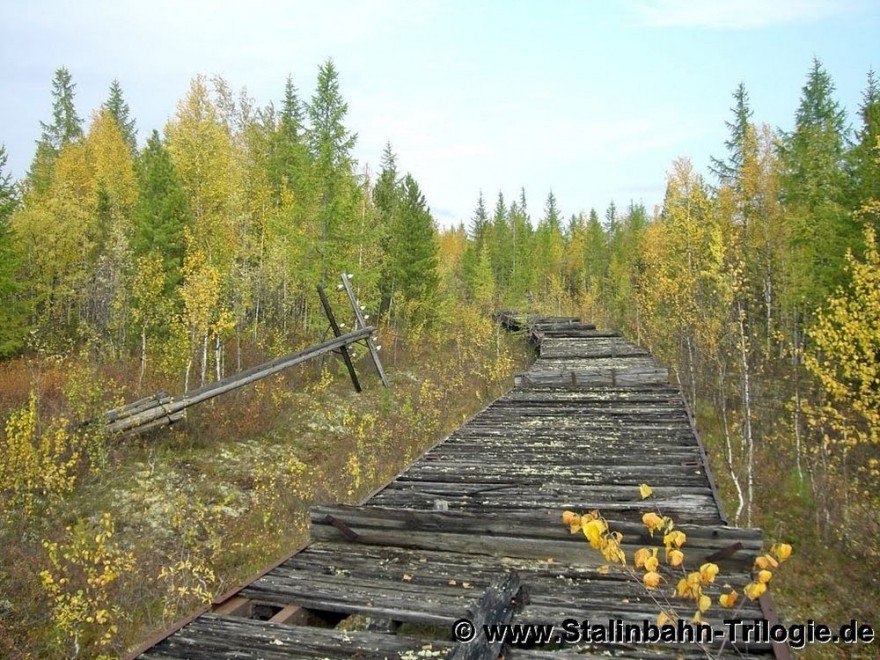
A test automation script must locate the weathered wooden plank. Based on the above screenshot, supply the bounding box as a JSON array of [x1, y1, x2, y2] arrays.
[[309, 505, 762, 570], [452, 572, 522, 660], [140, 614, 455, 660]]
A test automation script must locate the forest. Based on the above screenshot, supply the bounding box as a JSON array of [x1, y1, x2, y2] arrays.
[[0, 57, 878, 657]]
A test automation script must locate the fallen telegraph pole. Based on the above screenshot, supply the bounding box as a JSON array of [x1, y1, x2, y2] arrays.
[[103, 327, 375, 436]]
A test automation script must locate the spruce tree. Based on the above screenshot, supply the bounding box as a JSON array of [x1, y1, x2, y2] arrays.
[[374, 142, 401, 312], [849, 69, 880, 221], [270, 75, 310, 202], [40, 66, 83, 151], [29, 66, 83, 191], [710, 82, 754, 188], [489, 191, 512, 290], [307, 59, 358, 280], [780, 58, 853, 312], [104, 79, 138, 153], [307, 59, 357, 170], [134, 130, 191, 292], [387, 173, 439, 324], [462, 191, 489, 298]]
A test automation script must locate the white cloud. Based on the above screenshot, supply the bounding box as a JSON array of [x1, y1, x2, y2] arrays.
[[628, 0, 863, 29]]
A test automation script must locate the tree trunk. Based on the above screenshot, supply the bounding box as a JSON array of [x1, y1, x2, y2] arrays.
[[138, 325, 147, 393], [737, 303, 755, 527], [200, 332, 208, 387]]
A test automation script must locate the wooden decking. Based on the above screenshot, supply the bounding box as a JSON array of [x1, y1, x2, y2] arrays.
[[134, 316, 784, 659]]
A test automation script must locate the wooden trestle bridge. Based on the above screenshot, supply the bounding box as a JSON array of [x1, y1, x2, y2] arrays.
[[131, 315, 788, 659]]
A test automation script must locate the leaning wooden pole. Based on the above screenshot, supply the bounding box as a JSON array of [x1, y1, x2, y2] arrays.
[[340, 273, 390, 388], [105, 327, 375, 435], [317, 284, 361, 393]]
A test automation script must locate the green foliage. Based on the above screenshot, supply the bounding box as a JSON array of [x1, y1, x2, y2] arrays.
[[710, 82, 754, 187], [386, 174, 440, 326], [38, 66, 83, 155], [779, 58, 855, 312], [103, 79, 137, 153], [0, 145, 27, 356], [133, 130, 190, 292], [307, 59, 360, 282], [848, 69, 880, 224], [40, 512, 135, 656]]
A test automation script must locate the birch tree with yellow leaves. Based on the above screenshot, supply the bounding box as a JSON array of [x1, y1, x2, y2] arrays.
[[804, 225, 880, 553]]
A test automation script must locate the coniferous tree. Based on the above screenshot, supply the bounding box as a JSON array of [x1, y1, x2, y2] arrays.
[[780, 58, 853, 316], [28, 67, 83, 192], [508, 194, 535, 303], [270, 75, 310, 203], [710, 83, 754, 188], [104, 79, 137, 153], [489, 191, 512, 291], [0, 146, 26, 355], [39, 66, 83, 152], [386, 173, 439, 325], [849, 69, 880, 225], [373, 142, 399, 223], [374, 142, 401, 313], [535, 191, 565, 299], [307, 59, 358, 280], [468, 190, 489, 243], [462, 191, 489, 299], [134, 130, 191, 292]]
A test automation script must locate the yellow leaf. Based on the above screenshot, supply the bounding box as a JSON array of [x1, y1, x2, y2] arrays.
[[657, 611, 671, 627], [664, 530, 687, 548], [667, 549, 684, 567], [771, 543, 792, 563], [676, 577, 690, 598], [639, 483, 653, 499], [644, 556, 660, 573], [754, 554, 778, 570], [642, 512, 664, 536], [757, 569, 773, 584], [643, 571, 662, 589], [719, 590, 739, 608], [698, 594, 711, 612], [583, 518, 606, 549], [634, 548, 650, 569], [561, 510, 579, 527], [699, 562, 719, 585], [744, 581, 767, 601]]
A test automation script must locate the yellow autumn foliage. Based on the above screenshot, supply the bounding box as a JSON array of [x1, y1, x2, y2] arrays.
[[0, 392, 80, 519], [563, 486, 792, 636], [40, 513, 135, 653], [804, 227, 880, 486]]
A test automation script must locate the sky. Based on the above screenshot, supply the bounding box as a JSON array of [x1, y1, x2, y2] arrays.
[[1, 0, 878, 227]]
